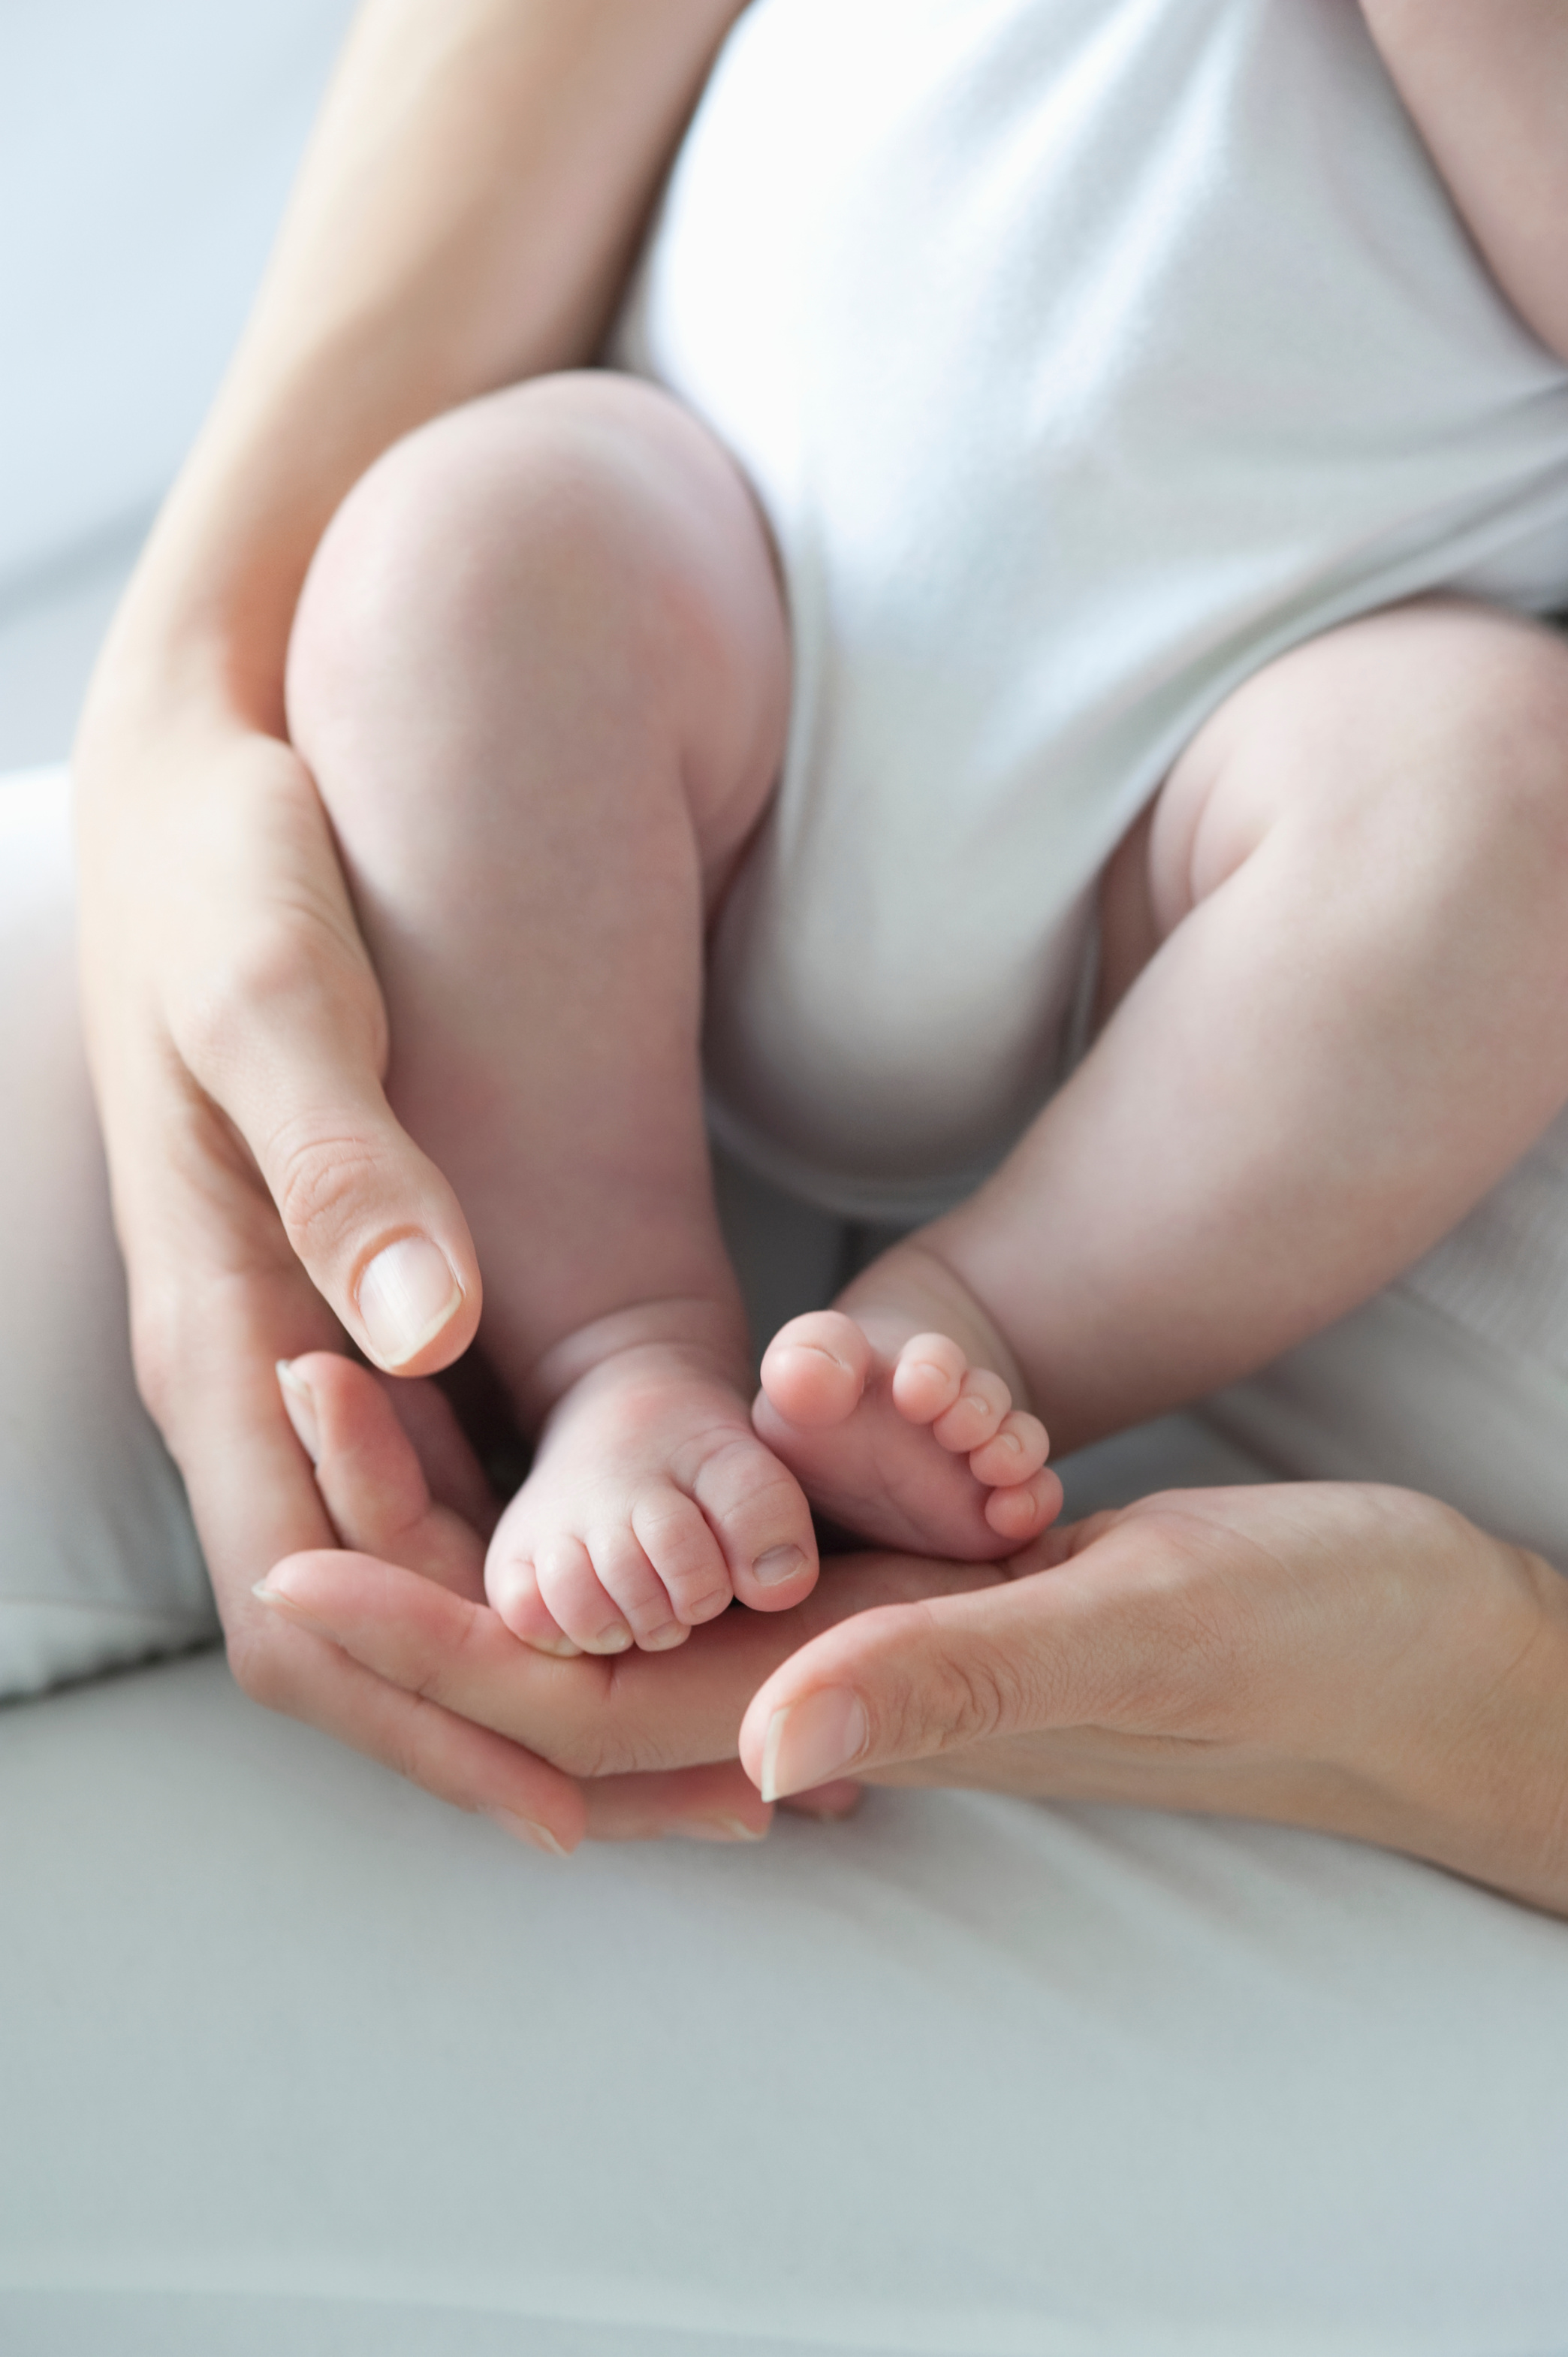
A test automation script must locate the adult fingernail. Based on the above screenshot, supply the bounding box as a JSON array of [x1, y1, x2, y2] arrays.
[[754, 1544, 807, 1588], [759, 1689, 868, 1803], [484, 1807, 570, 1858], [357, 1236, 462, 1369], [275, 1359, 321, 1463], [249, 1579, 330, 1636], [676, 1816, 770, 1844]]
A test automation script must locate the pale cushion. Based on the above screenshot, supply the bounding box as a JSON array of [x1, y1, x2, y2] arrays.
[[5, 1644, 1568, 2352], [0, 768, 217, 1698]]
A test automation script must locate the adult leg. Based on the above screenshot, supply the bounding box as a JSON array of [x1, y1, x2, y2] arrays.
[[757, 598, 1568, 1541], [286, 373, 816, 1655]]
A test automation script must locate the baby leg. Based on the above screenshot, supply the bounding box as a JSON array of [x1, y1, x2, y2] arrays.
[[288, 373, 816, 1652], [759, 597, 1568, 1540]]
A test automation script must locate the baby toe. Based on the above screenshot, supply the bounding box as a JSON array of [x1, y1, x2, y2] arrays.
[[691, 1433, 819, 1611], [758, 1311, 873, 1430], [889, 1332, 968, 1425], [930, 1367, 1012, 1453], [967, 1410, 1050, 1488], [486, 1556, 583, 1657], [631, 1489, 733, 1628], [585, 1526, 690, 1652], [983, 1466, 1064, 1543], [532, 1534, 635, 1655]]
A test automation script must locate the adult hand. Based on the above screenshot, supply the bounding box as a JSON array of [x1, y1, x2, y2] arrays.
[[255, 1354, 998, 1845], [261, 1355, 1568, 1911], [738, 1481, 1568, 1916], [66, 0, 752, 1851], [73, 714, 504, 1815]]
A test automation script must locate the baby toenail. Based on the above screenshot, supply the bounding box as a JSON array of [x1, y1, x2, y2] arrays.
[[754, 1544, 806, 1587]]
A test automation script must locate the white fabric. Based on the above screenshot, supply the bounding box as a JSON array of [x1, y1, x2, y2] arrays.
[[7, 2, 1568, 2340], [6, 1649, 1568, 2354], [615, 0, 1568, 1218], [4, 751, 1568, 2349], [1209, 1095, 1568, 1571], [0, 768, 216, 1696]]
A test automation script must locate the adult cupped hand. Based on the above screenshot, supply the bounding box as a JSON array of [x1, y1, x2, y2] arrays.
[[258, 1356, 1568, 1912], [74, 714, 496, 1801], [254, 1351, 1002, 1848], [741, 1478, 1568, 1914]]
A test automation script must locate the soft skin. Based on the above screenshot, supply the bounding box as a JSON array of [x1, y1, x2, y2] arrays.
[[73, 0, 750, 1785], [75, 0, 1568, 1825], [260, 1357, 1568, 1918]]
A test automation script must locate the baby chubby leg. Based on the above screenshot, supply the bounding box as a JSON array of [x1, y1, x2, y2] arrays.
[[287, 373, 817, 1653], [923, 596, 1568, 1459], [758, 596, 1568, 1554]]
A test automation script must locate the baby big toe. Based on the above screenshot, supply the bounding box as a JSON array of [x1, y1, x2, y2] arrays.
[[692, 1435, 818, 1610], [758, 1311, 873, 1429], [968, 1410, 1050, 1488]]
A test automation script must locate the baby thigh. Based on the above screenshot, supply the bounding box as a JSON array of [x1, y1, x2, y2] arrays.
[[933, 597, 1568, 1449], [1110, 593, 1568, 1193], [0, 768, 213, 1699]]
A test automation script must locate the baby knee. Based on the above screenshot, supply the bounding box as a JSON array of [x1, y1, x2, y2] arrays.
[[285, 376, 647, 738], [286, 373, 778, 771]]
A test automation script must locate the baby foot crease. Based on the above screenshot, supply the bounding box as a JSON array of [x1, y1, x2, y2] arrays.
[[754, 1293, 1060, 1561], [485, 1336, 819, 1656]]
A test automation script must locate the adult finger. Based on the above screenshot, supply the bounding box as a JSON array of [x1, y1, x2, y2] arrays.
[[581, 1762, 774, 1844], [163, 747, 481, 1375], [250, 1611, 589, 1854], [186, 1364, 587, 1850], [125, 1127, 582, 1849], [280, 1350, 490, 1600], [734, 1520, 1213, 1799], [372, 1368, 504, 1541], [256, 1542, 1006, 1780]]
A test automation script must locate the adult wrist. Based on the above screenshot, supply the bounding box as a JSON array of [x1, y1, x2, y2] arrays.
[[1381, 1539, 1568, 1918]]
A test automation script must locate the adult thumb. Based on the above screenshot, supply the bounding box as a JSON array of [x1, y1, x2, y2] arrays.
[[178, 938, 482, 1375], [737, 1571, 1089, 1800]]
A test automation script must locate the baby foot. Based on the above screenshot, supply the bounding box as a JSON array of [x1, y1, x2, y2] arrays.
[[486, 1334, 819, 1656], [754, 1298, 1060, 1562]]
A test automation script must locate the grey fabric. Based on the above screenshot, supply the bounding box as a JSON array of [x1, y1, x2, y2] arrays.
[[5, 1649, 1568, 2352]]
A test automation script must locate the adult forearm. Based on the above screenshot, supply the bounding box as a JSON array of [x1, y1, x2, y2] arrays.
[[83, 0, 741, 742], [1360, 0, 1568, 364]]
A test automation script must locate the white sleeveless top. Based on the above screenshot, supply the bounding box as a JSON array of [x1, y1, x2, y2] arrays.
[[614, 0, 1568, 1218]]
